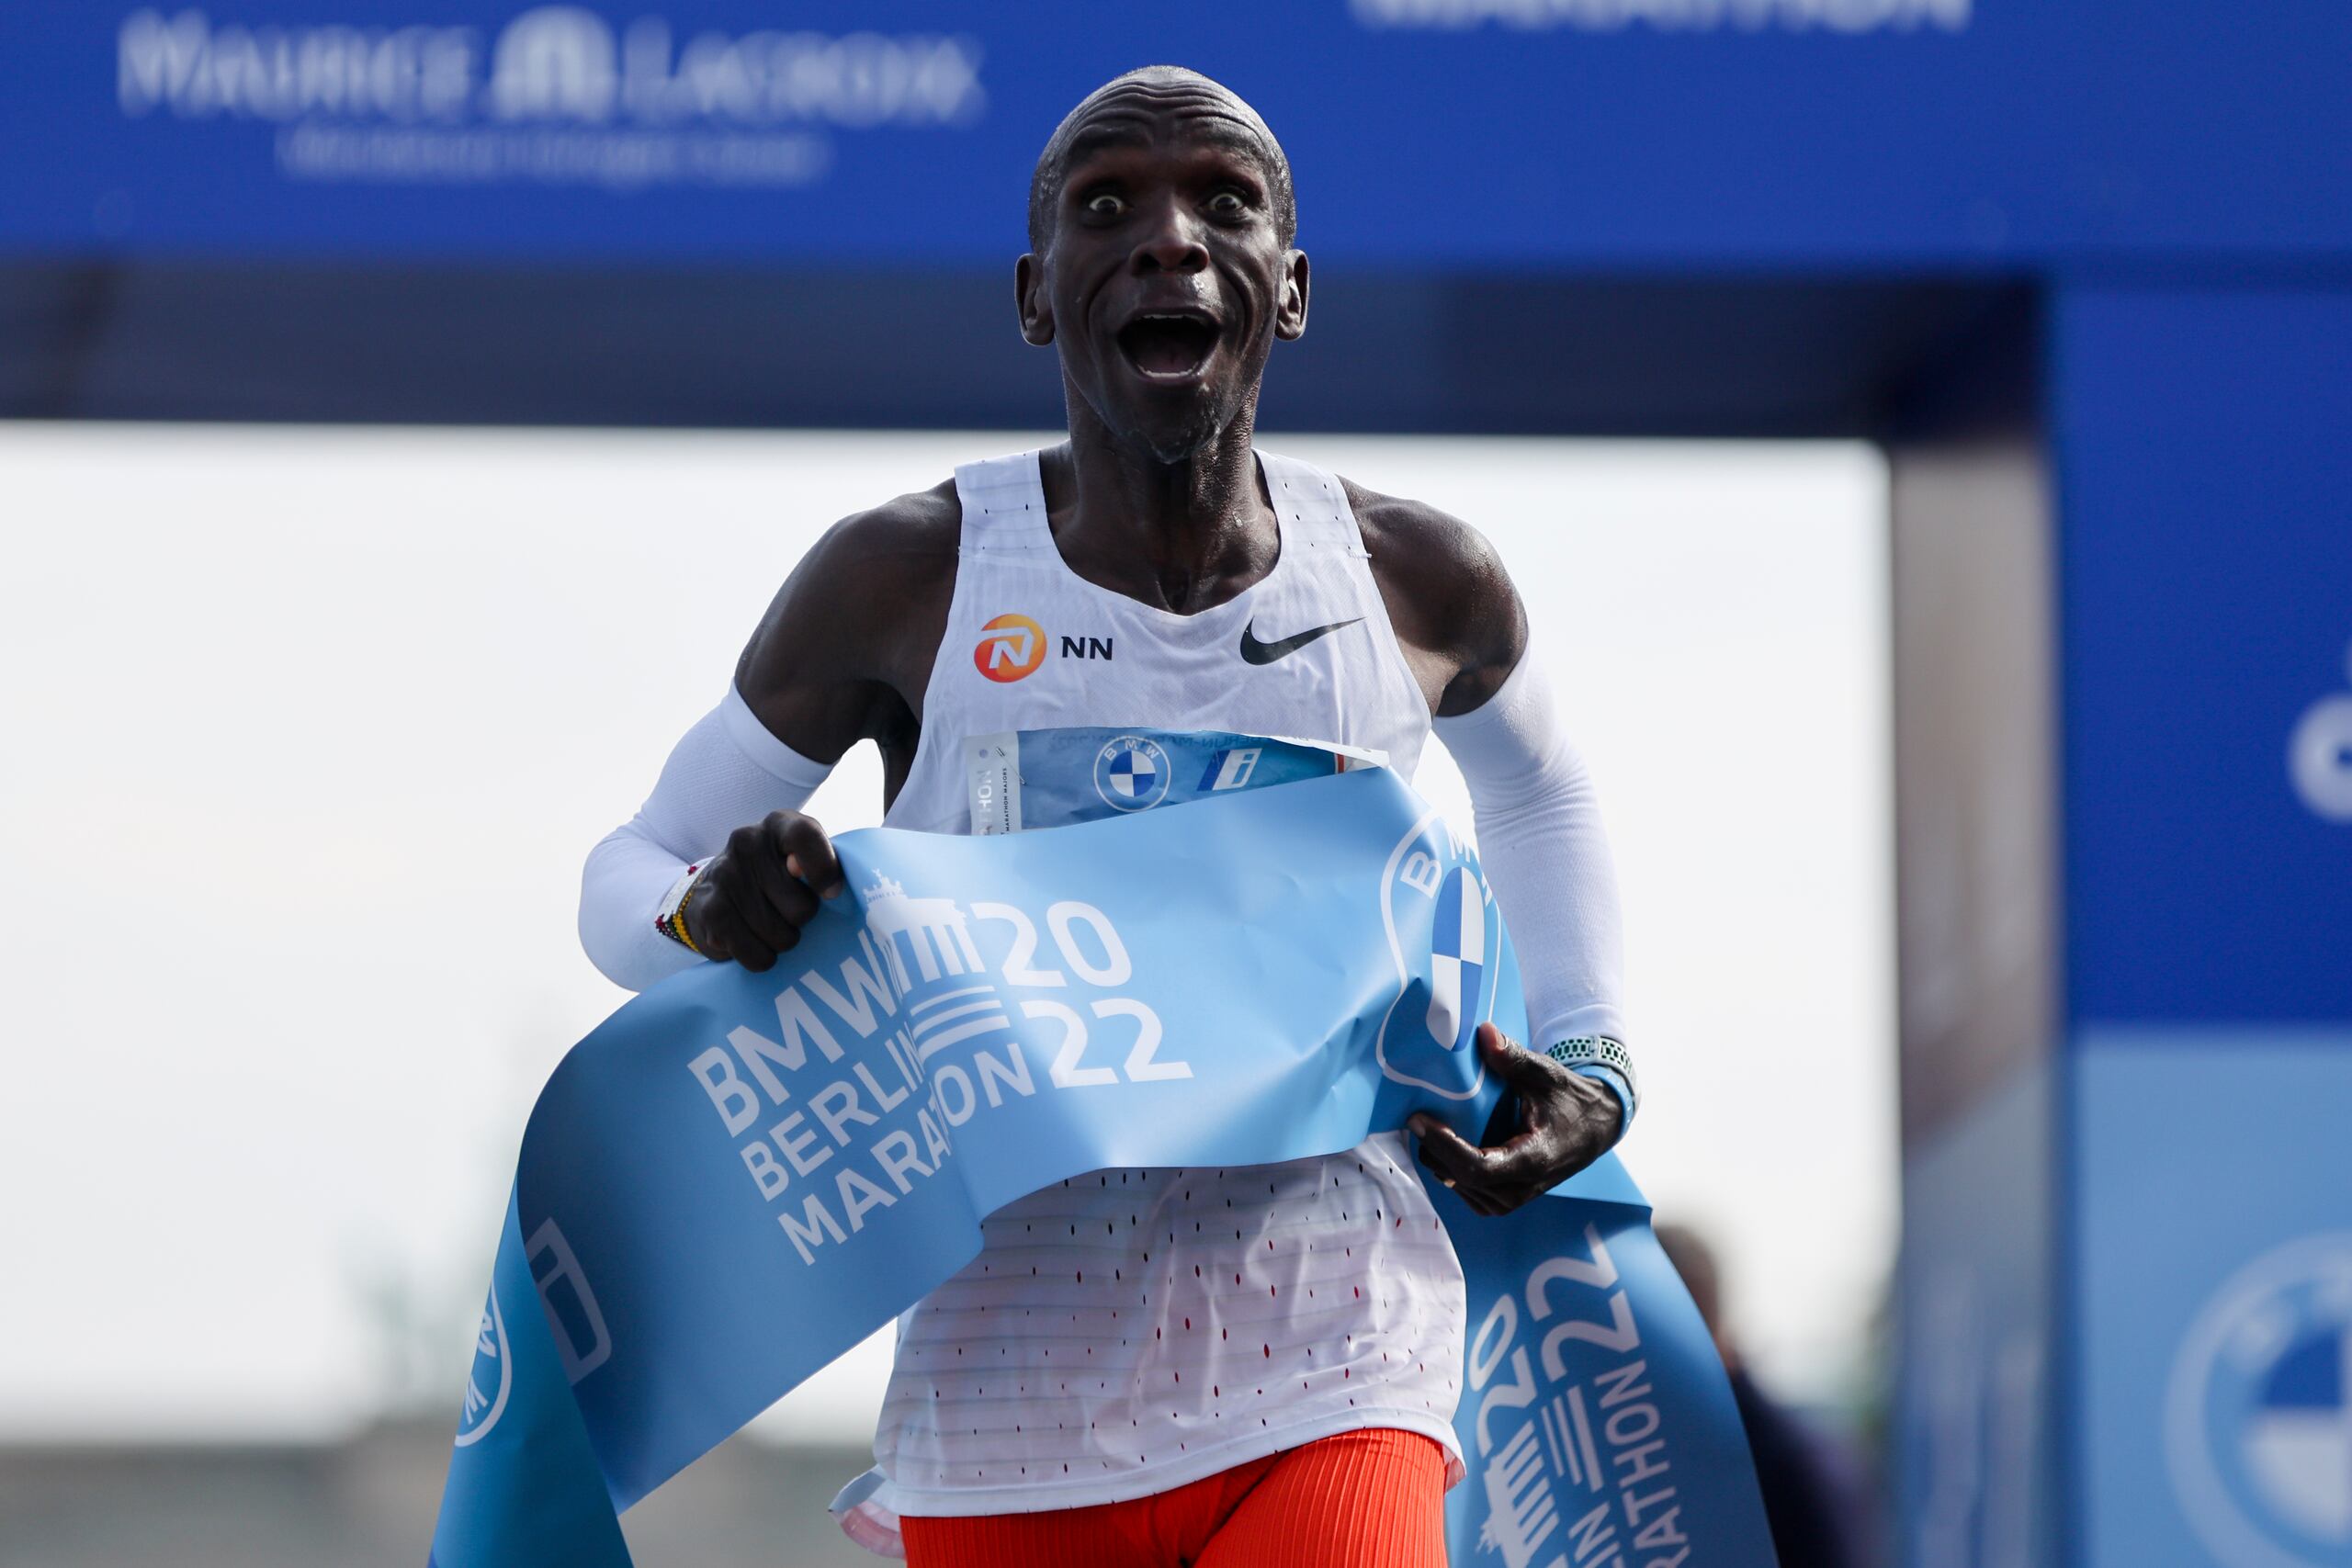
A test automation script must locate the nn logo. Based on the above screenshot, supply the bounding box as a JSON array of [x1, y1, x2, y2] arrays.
[[973, 614, 1046, 682], [972, 616, 1113, 682]]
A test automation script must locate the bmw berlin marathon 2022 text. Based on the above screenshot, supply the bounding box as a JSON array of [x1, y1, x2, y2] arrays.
[[430, 761, 1777, 1567]]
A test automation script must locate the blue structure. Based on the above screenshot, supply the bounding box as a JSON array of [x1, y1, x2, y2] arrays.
[[6, 6, 2346, 1562]]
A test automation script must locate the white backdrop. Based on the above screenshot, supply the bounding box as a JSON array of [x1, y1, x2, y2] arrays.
[[0, 424, 1891, 1443]]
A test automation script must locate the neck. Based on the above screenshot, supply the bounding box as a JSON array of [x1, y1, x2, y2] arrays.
[[1044, 391, 1276, 615]]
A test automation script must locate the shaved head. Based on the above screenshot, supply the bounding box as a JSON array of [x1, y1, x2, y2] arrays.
[[1028, 65, 1296, 254]]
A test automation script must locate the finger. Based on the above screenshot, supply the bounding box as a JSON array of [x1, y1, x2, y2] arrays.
[[1413, 1115, 1539, 1214], [1412, 1133, 1501, 1212], [787, 852, 846, 899], [708, 901, 777, 973], [1406, 1118, 1460, 1192], [746, 829, 821, 933], [1477, 1023, 1573, 1096], [775, 814, 846, 898], [714, 853, 799, 958], [1478, 1130, 1558, 1190], [751, 877, 820, 958], [1412, 1117, 1504, 1187]]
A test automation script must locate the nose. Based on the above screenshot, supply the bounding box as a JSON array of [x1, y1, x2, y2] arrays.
[[1130, 195, 1208, 276]]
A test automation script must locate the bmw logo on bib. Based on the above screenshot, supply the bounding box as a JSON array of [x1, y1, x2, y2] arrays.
[[2169, 1235, 2352, 1567], [1374, 806, 1506, 1100], [1094, 735, 1172, 812]]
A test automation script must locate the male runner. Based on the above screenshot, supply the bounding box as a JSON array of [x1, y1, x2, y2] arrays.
[[581, 66, 1632, 1568]]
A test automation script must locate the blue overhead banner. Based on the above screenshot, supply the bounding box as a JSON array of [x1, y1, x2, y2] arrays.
[[5, 1, 2351, 266], [428, 763, 1773, 1566]]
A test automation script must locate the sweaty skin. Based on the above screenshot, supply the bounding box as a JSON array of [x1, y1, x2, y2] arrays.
[[681, 66, 1619, 1214]]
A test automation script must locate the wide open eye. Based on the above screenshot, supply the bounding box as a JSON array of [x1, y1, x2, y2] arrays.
[[1206, 190, 1248, 219], [1084, 191, 1127, 219]]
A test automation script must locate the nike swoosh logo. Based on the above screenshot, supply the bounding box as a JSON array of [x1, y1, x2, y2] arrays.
[[1238, 615, 1363, 665]]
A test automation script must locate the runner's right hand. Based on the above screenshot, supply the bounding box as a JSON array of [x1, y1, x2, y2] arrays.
[[682, 810, 847, 971]]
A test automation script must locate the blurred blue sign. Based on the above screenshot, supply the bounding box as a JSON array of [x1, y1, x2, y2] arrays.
[[4, 1, 2350, 264], [2076, 1033, 2352, 1568], [2054, 287, 2352, 1024]]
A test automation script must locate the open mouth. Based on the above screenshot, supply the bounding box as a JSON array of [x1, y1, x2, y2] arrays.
[[1115, 312, 1221, 381]]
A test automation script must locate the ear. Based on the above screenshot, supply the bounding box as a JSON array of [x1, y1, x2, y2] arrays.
[[1015, 253, 1056, 346], [1274, 249, 1310, 342]]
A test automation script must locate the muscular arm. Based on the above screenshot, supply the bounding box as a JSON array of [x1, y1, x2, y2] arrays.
[[1345, 479, 1528, 717], [1349, 479, 1632, 1213], [730, 479, 962, 781], [576, 483, 958, 989]]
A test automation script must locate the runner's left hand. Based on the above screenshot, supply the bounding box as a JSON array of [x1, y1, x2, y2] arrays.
[[1407, 1023, 1623, 1216]]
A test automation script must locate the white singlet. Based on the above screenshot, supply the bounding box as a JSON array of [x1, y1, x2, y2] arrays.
[[865, 449, 1466, 1522]]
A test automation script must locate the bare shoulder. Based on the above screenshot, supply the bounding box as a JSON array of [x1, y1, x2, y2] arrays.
[[1340, 476, 1526, 715], [801, 478, 965, 600], [734, 478, 962, 758]]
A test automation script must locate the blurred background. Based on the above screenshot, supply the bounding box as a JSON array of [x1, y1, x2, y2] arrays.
[[2, 5, 2348, 1568]]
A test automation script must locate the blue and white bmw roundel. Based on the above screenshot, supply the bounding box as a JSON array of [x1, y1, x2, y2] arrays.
[[2169, 1235, 2352, 1567], [1374, 808, 1508, 1102], [1427, 866, 1487, 1054], [2238, 1320, 2352, 1543], [1093, 735, 1172, 812]]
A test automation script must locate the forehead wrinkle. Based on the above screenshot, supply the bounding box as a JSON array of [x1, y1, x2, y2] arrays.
[[1063, 124, 1276, 183], [1068, 87, 1269, 128], [1059, 111, 1280, 186], [1059, 78, 1276, 152]]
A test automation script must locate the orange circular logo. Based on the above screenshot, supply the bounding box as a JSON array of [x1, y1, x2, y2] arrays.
[[973, 613, 1047, 682]]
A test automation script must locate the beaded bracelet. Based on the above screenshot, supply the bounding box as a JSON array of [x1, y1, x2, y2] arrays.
[[653, 860, 710, 955]]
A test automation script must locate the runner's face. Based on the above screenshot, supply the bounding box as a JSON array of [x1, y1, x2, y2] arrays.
[[1023, 84, 1306, 461]]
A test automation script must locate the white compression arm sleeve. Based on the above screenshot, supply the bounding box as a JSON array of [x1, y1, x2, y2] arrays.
[[1431, 640, 1633, 1112], [579, 686, 835, 992]]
